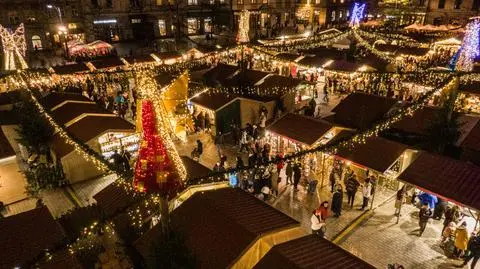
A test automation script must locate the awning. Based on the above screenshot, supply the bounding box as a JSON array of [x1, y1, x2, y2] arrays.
[[398, 152, 480, 211], [335, 137, 408, 173]]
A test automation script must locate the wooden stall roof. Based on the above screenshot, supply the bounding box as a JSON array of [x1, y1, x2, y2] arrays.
[[392, 106, 478, 137], [223, 69, 270, 87], [324, 60, 367, 73], [36, 249, 84, 269], [0, 207, 67, 269], [40, 92, 93, 110], [257, 74, 306, 90], [300, 47, 346, 59], [123, 55, 155, 65], [51, 115, 134, 158], [276, 53, 302, 62], [203, 63, 239, 86], [155, 51, 183, 59], [336, 136, 408, 173], [50, 102, 110, 125], [52, 63, 89, 74], [267, 113, 333, 146], [134, 188, 300, 269], [0, 90, 20, 105], [0, 127, 14, 159], [56, 205, 102, 241], [297, 55, 333, 68], [254, 235, 375, 269], [327, 92, 397, 129], [399, 152, 480, 210], [93, 183, 141, 218], [182, 156, 212, 184], [459, 119, 480, 152], [190, 90, 236, 111], [376, 44, 430, 56], [89, 56, 125, 70]]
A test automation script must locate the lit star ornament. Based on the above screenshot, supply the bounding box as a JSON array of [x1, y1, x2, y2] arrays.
[[349, 3, 366, 28], [456, 17, 480, 71]]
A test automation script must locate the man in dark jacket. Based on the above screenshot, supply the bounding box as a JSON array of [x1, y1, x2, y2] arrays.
[[286, 162, 293, 185], [418, 203, 432, 237], [345, 174, 360, 208], [457, 233, 480, 268], [292, 162, 302, 191], [331, 186, 343, 217]]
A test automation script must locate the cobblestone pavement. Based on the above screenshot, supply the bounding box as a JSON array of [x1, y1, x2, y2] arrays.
[[339, 200, 463, 269]]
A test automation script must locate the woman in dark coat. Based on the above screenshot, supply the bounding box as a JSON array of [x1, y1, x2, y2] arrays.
[[331, 185, 343, 217]]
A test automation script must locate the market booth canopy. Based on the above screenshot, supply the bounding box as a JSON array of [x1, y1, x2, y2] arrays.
[[254, 235, 375, 269], [267, 113, 334, 146], [335, 137, 409, 173], [399, 152, 480, 211], [0, 207, 66, 269], [134, 188, 306, 268]]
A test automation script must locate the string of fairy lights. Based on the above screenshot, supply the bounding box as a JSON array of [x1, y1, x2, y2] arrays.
[[19, 17, 474, 266]]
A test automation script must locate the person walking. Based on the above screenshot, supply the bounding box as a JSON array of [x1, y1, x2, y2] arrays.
[[418, 203, 432, 236], [444, 205, 461, 234], [360, 178, 372, 210], [394, 186, 405, 216], [196, 139, 203, 161], [345, 174, 360, 208], [285, 161, 293, 185], [455, 222, 470, 258], [331, 185, 343, 217], [214, 132, 223, 157], [270, 165, 279, 197], [293, 162, 302, 191], [239, 130, 248, 153], [456, 232, 480, 268]]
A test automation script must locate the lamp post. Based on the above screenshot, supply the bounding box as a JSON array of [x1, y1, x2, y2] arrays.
[[47, 4, 69, 58]]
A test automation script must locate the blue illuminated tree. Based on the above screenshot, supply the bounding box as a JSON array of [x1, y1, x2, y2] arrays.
[[349, 2, 366, 28]]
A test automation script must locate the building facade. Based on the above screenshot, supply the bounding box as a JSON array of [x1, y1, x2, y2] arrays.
[[425, 0, 479, 24], [0, 0, 232, 53], [295, 0, 352, 29]]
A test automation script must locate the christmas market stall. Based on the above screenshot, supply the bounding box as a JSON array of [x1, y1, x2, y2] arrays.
[[254, 235, 375, 269], [45, 93, 137, 183], [50, 62, 90, 75], [0, 206, 67, 269], [87, 56, 126, 72], [151, 51, 184, 65], [133, 188, 306, 269], [266, 113, 347, 187], [323, 92, 398, 130], [397, 152, 480, 232], [121, 54, 158, 67], [190, 64, 304, 132], [457, 118, 480, 166], [334, 136, 414, 205]]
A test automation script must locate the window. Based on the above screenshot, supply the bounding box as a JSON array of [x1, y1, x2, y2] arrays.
[[188, 0, 198, 5], [219, 0, 225, 3], [156, 0, 163, 5], [263, 0, 268, 3], [315, 0, 320, 4], [331, 11, 335, 21], [187, 18, 198, 34], [130, 0, 140, 7], [209, 0, 214, 4], [339, 11, 343, 18], [72, 7, 79, 17], [238, 0, 243, 4], [158, 19, 167, 36], [438, 0, 445, 9], [68, 23, 77, 29], [473, 0, 480, 10], [131, 18, 142, 23], [204, 18, 212, 33], [106, 0, 113, 8], [32, 35, 42, 50], [454, 0, 462, 9], [91, 0, 98, 6], [251, 0, 256, 4], [340, 0, 344, 3]]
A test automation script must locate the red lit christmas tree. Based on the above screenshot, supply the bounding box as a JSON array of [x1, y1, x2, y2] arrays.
[[134, 100, 181, 197]]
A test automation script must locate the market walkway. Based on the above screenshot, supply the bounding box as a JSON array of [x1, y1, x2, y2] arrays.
[[338, 199, 463, 269]]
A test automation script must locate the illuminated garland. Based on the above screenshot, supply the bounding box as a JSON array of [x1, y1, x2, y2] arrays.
[[352, 29, 397, 63], [357, 29, 421, 45], [258, 30, 347, 51]]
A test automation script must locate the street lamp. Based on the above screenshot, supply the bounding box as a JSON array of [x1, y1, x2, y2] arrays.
[[47, 4, 69, 58]]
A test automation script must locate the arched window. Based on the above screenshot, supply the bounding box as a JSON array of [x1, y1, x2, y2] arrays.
[[32, 35, 42, 50]]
